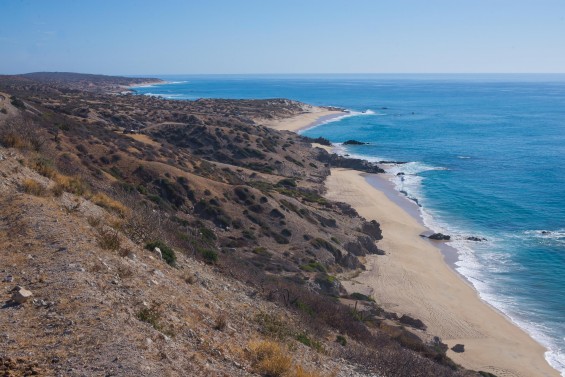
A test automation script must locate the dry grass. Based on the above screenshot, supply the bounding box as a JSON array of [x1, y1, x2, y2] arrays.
[[22, 178, 46, 196], [248, 340, 292, 377], [53, 173, 88, 196], [97, 228, 121, 251], [91, 192, 129, 217], [294, 365, 325, 377]]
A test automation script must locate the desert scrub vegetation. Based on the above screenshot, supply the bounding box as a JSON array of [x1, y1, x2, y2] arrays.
[[91, 192, 129, 217], [247, 340, 324, 377], [97, 228, 121, 251], [247, 340, 292, 377], [145, 240, 176, 267], [21, 178, 46, 196], [136, 302, 173, 336]]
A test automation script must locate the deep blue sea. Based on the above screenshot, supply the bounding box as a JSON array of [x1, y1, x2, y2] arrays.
[[132, 74, 565, 374]]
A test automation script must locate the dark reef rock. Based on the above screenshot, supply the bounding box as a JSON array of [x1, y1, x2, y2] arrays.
[[379, 160, 409, 164], [451, 344, 465, 353], [428, 233, 451, 241], [343, 140, 368, 145], [466, 236, 487, 242]]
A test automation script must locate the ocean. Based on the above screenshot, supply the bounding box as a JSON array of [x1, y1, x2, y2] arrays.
[[132, 74, 565, 375]]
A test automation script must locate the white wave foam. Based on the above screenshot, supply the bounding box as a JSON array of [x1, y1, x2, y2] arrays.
[[457, 155, 471, 159], [525, 229, 565, 239], [299, 108, 381, 133]]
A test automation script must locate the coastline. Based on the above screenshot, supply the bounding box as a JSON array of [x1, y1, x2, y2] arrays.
[[256, 107, 346, 132], [266, 111, 560, 377]]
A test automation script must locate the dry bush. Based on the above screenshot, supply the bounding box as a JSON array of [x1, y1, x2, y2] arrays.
[[53, 173, 88, 196], [247, 340, 292, 377], [183, 271, 198, 284], [27, 157, 57, 178], [91, 192, 129, 217], [0, 118, 47, 151], [294, 365, 324, 377], [21, 178, 46, 196], [97, 228, 121, 251], [214, 313, 227, 331]]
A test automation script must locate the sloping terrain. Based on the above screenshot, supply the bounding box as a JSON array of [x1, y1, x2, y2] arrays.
[[0, 73, 483, 377]]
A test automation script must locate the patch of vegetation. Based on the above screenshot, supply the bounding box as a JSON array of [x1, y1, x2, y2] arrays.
[[255, 312, 291, 340], [300, 261, 326, 273], [284, 155, 304, 167], [336, 335, 347, 346], [349, 292, 374, 302], [21, 178, 46, 196], [295, 332, 324, 352], [98, 228, 121, 251], [92, 192, 128, 217], [247, 340, 292, 377], [199, 226, 217, 242], [276, 178, 297, 187], [199, 247, 218, 264], [10, 96, 26, 109], [145, 240, 176, 266]]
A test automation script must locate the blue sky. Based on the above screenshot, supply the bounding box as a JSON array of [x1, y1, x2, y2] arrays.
[[1, 0, 564, 74]]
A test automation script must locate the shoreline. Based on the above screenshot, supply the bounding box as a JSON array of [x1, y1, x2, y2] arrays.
[[256, 107, 346, 132], [266, 110, 560, 377]]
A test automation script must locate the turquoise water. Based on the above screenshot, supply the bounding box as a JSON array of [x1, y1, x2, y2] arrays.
[[133, 75, 565, 374]]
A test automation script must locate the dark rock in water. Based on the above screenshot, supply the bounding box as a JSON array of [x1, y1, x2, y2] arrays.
[[399, 314, 427, 330], [428, 233, 451, 241], [343, 140, 368, 145], [451, 344, 465, 353], [467, 236, 487, 242], [541, 231, 550, 234], [397, 172, 405, 176], [381, 107, 388, 110], [379, 160, 409, 164]]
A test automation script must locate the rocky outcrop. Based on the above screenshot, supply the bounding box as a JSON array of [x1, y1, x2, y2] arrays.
[[399, 314, 427, 330], [343, 140, 368, 145], [361, 220, 383, 241], [317, 150, 385, 174], [427, 233, 451, 241], [451, 344, 465, 353]]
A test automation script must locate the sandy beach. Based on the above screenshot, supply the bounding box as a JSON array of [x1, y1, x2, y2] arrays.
[[256, 106, 345, 133], [266, 111, 560, 377]]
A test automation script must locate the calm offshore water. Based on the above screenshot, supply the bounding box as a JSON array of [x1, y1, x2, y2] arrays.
[[133, 74, 565, 374]]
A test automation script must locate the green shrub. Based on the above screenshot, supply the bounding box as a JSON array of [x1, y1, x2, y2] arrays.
[[276, 178, 297, 187], [300, 261, 326, 273], [145, 240, 176, 266], [295, 332, 324, 352], [336, 335, 347, 346], [200, 227, 217, 242], [199, 247, 218, 263]]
